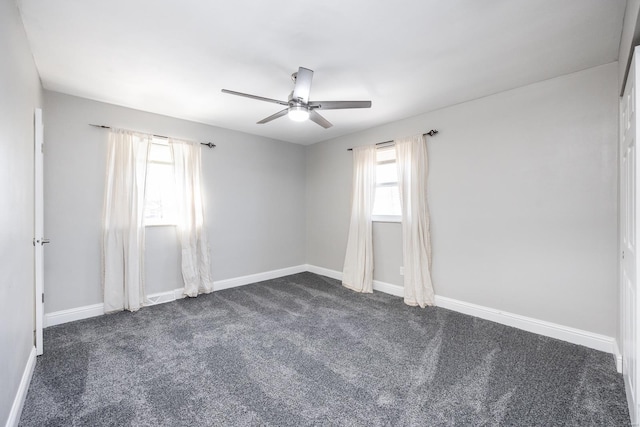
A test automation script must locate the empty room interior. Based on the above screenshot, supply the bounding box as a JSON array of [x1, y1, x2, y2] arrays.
[[4, 0, 640, 425]]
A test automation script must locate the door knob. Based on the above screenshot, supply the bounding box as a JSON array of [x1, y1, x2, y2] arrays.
[[41, 238, 50, 245]]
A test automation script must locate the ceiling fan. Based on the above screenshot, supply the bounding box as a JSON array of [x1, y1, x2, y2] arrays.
[[221, 67, 372, 129]]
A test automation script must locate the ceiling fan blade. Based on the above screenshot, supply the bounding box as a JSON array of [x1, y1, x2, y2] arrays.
[[310, 100, 372, 110], [292, 67, 313, 103], [257, 108, 289, 124], [309, 110, 333, 129], [221, 89, 288, 106]]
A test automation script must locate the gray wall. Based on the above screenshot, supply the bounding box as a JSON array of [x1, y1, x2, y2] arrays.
[[43, 91, 306, 313], [306, 63, 619, 337], [0, 0, 42, 424]]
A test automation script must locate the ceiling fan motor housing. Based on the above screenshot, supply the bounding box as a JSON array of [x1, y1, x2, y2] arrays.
[[288, 91, 306, 107]]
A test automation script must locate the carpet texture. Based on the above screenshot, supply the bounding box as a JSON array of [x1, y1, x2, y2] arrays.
[[19, 272, 629, 426]]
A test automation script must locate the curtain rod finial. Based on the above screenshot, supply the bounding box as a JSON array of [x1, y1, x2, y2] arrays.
[[426, 129, 438, 137]]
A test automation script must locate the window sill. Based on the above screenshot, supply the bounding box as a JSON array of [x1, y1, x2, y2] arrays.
[[144, 223, 176, 228], [372, 215, 402, 223]]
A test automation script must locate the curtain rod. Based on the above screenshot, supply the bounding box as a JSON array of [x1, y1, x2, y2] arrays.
[[89, 124, 216, 149], [347, 129, 438, 151]]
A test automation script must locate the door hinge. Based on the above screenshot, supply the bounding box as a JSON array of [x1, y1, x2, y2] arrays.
[[42, 293, 44, 303], [623, 250, 625, 260]]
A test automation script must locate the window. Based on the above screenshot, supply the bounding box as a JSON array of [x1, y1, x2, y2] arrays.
[[144, 139, 177, 226], [372, 146, 401, 222]]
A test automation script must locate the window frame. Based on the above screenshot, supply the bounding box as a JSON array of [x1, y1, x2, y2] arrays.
[[372, 145, 402, 223], [143, 138, 177, 227]]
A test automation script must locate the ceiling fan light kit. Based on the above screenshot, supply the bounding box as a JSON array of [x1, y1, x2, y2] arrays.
[[222, 67, 372, 129], [288, 105, 310, 122]]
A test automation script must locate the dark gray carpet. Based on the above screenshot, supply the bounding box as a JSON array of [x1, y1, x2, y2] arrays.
[[19, 272, 629, 426]]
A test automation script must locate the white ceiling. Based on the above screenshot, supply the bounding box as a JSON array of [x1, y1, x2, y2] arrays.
[[18, 0, 626, 145]]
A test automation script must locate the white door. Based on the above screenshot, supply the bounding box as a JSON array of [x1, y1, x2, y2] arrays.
[[621, 47, 640, 426], [34, 108, 47, 356]]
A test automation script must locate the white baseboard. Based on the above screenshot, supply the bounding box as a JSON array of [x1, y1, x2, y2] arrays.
[[305, 264, 342, 281], [305, 264, 404, 297], [44, 303, 104, 327], [373, 280, 404, 297], [44, 265, 308, 328], [6, 346, 36, 427], [144, 265, 308, 304], [305, 264, 620, 358], [43, 291, 184, 327], [146, 288, 185, 305], [215, 265, 307, 291], [434, 295, 618, 356], [41, 263, 621, 362]]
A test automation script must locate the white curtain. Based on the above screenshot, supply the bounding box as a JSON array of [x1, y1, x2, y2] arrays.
[[395, 134, 435, 307], [342, 144, 377, 293], [102, 130, 151, 313], [169, 138, 214, 297]]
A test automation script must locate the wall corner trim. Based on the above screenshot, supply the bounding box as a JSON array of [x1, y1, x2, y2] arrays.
[[305, 264, 619, 357], [6, 346, 36, 427]]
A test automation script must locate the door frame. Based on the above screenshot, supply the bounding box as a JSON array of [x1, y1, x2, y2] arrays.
[[34, 107, 44, 355]]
